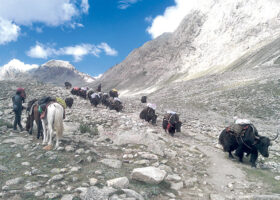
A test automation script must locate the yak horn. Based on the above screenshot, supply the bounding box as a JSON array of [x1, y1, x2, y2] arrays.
[[271, 130, 279, 141], [255, 136, 260, 140]]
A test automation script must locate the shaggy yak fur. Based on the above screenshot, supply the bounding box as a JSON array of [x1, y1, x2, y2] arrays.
[[141, 96, 147, 103], [219, 125, 277, 167], [162, 113, 182, 136], [65, 82, 72, 89], [139, 107, 157, 125], [65, 97, 74, 108], [108, 98, 123, 112], [90, 93, 101, 107], [101, 93, 110, 107]]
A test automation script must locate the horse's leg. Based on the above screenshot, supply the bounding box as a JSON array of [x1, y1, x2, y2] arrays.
[[36, 119, 42, 139], [41, 120, 47, 145]]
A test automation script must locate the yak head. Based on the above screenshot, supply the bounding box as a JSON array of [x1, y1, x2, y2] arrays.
[[255, 131, 278, 158], [175, 121, 182, 132], [151, 115, 157, 125], [255, 136, 271, 157]]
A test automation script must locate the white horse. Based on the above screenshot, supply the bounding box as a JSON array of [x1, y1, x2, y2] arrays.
[[41, 103, 64, 149]]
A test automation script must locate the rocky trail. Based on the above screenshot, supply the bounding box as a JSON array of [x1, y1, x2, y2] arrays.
[[0, 80, 280, 200]]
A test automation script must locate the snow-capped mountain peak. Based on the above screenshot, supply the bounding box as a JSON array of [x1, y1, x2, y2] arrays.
[[41, 60, 75, 70], [0, 59, 38, 80]]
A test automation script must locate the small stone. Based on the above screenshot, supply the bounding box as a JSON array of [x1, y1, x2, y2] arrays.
[[51, 168, 60, 174], [107, 177, 129, 189], [16, 153, 21, 158], [100, 159, 122, 169], [34, 190, 45, 197], [170, 181, 184, 191], [89, 178, 98, 186], [95, 170, 102, 175], [87, 156, 93, 162], [165, 174, 182, 182], [21, 162, 30, 166], [61, 194, 75, 200], [6, 177, 24, 186], [274, 176, 280, 181], [76, 148, 85, 154], [45, 192, 61, 199], [24, 182, 41, 190], [65, 145, 75, 152]]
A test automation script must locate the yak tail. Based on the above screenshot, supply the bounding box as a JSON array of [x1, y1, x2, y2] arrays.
[[54, 103, 64, 139]]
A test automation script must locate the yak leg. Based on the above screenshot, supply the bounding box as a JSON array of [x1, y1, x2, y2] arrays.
[[228, 151, 234, 159], [235, 146, 244, 163], [250, 151, 258, 168]]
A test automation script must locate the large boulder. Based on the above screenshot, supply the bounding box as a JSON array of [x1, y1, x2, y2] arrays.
[[131, 167, 167, 184]]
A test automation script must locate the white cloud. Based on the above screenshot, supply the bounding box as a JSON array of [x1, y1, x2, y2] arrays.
[[81, 0, 90, 13], [27, 42, 118, 61], [26, 43, 56, 59], [0, 0, 89, 44], [118, 0, 140, 10], [98, 43, 118, 56], [60, 44, 94, 62], [0, 17, 20, 45], [146, 0, 212, 38]]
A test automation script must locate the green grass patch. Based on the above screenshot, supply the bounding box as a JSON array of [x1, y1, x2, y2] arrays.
[[79, 123, 98, 136]]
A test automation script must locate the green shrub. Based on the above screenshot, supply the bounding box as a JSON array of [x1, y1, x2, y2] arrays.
[[79, 123, 98, 136]]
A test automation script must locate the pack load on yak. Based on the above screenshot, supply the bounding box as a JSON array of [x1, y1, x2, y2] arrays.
[[71, 87, 80, 95], [140, 103, 157, 125], [162, 111, 182, 136], [90, 93, 101, 107], [109, 89, 119, 98], [219, 117, 279, 167]]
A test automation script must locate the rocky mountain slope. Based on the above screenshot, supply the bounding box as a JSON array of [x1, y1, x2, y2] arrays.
[[1, 80, 280, 200], [94, 0, 280, 95], [0, 60, 95, 86]]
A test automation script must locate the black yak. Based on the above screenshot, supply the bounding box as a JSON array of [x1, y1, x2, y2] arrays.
[[219, 124, 279, 167], [141, 96, 147, 103], [108, 97, 123, 112], [162, 112, 182, 136], [65, 97, 74, 108], [89, 93, 101, 107], [71, 87, 80, 96], [65, 82, 72, 89], [101, 93, 110, 107], [140, 104, 157, 125], [87, 90, 94, 99], [109, 89, 118, 98]]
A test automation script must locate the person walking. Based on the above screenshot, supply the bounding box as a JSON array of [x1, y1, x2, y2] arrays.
[[12, 88, 26, 131]]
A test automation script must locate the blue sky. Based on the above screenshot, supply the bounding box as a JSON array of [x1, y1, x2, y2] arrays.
[[0, 0, 176, 77]]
